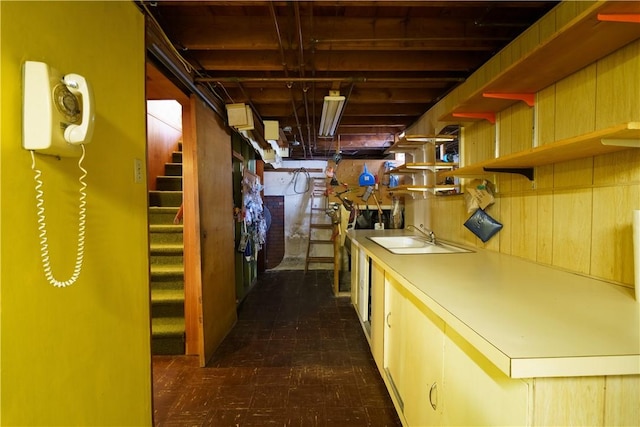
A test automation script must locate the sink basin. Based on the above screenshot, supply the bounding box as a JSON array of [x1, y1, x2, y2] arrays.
[[368, 236, 428, 248], [368, 235, 472, 254], [384, 244, 471, 254]]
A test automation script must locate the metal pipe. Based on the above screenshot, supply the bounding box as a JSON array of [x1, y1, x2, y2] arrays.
[[196, 76, 464, 83], [294, 1, 313, 158], [312, 36, 511, 43], [268, 1, 289, 79], [294, 3, 305, 77], [269, 1, 307, 157]]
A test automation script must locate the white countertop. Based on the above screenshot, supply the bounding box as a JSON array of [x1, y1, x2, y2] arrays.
[[348, 229, 640, 379]]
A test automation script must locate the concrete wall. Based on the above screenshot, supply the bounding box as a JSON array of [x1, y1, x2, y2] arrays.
[[264, 161, 328, 262]]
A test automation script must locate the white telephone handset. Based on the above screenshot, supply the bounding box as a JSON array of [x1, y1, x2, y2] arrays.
[[23, 61, 94, 287], [22, 61, 95, 156], [62, 73, 95, 145]]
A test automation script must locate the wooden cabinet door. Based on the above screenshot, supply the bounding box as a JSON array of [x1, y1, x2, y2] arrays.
[[441, 328, 530, 426], [370, 261, 385, 371], [355, 248, 369, 322], [402, 294, 445, 427], [384, 276, 407, 411], [603, 375, 640, 427], [350, 243, 359, 308]]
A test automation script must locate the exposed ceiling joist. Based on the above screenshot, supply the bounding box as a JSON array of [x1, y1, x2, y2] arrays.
[[142, 0, 559, 159]]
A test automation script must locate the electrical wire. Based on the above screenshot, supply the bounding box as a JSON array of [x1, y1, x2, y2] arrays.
[[30, 146, 88, 287], [291, 167, 311, 194], [216, 80, 235, 104], [141, 2, 193, 74]]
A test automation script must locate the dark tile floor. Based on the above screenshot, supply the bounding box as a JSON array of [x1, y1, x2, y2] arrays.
[[152, 270, 401, 426]]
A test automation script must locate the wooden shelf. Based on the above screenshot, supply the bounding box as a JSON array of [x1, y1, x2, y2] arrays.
[[388, 184, 459, 194], [388, 185, 431, 193], [385, 134, 456, 154], [440, 1, 640, 122], [443, 122, 640, 177], [434, 162, 458, 170], [388, 162, 458, 174]]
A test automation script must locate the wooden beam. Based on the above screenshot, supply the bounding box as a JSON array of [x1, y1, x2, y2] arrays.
[[255, 103, 427, 117], [157, 1, 556, 8], [190, 50, 488, 72], [168, 15, 541, 51], [224, 87, 442, 104]]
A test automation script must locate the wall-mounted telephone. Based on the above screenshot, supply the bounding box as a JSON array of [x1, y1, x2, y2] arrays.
[[22, 60, 95, 157], [23, 61, 95, 287]]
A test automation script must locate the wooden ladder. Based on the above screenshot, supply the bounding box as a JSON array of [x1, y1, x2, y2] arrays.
[[305, 178, 335, 273]]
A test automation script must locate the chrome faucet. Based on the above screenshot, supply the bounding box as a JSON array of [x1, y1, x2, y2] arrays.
[[406, 224, 437, 244]]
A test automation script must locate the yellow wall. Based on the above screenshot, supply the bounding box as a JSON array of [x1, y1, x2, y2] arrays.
[[406, 2, 640, 288], [1, 2, 151, 425]]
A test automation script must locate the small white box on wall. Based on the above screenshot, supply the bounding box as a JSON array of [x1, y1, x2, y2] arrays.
[[226, 103, 249, 127], [264, 120, 279, 140]]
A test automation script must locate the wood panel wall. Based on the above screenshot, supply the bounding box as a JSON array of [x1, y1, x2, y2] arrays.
[[181, 97, 201, 356], [329, 159, 398, 206], [192, 97, 237, 365], [146, 111, 182, 191], [406, 7, 640, 288]]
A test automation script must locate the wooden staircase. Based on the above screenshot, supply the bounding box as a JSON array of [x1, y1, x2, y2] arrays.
[[148, 145, 185, 355], [305, 178, 335, 273]]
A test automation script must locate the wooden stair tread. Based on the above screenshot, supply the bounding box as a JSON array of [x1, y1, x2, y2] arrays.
[[151, 288, 184, 304], [150, 224, 183, 233], [148, 190, 183, 194], [149, 206, 180, 213], [151, 317, 185, 336], [150, 265, 185, 277], [150, 146, 185, 355], [150, 243, 184, 254]]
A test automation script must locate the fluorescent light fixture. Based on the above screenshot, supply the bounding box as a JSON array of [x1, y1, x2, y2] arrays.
[[319, 90, 345, 137]]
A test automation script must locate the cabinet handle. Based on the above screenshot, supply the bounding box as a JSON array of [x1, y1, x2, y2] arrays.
[[386, 312, 391, 328], [429, 382, 438, 410]]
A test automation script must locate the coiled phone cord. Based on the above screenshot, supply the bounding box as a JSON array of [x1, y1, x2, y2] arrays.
[[30, 146, 87, 287]]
